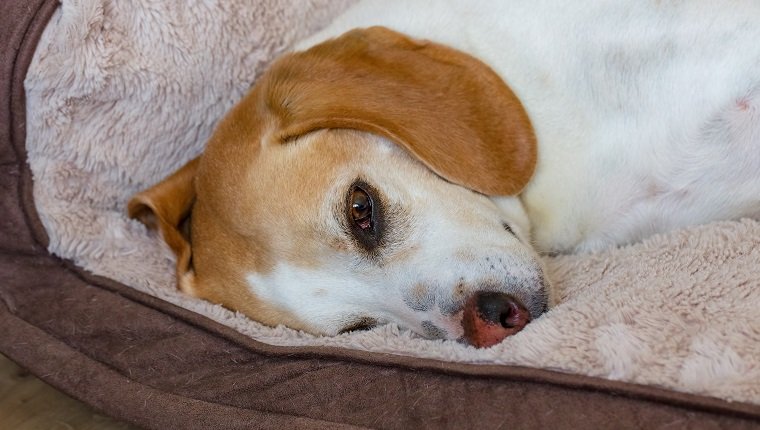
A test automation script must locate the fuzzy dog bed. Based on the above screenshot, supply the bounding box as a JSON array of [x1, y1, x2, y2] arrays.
[[3, 0, 760, 428]]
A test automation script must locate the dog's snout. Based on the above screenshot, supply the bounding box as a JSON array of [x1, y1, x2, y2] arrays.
[[461, 291, 530, 348]]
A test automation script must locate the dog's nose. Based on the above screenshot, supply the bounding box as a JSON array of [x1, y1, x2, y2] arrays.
[[461, 291, 530, 348]]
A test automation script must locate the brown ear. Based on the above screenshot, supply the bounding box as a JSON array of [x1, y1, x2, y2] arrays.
[[128, 157, 199, 294], [261, 26, 536, 195]]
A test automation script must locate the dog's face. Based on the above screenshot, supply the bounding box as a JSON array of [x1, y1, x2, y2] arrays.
[[130, 27, 548, 347]]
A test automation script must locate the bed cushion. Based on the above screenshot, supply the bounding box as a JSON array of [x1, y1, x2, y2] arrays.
[[2, 1, 760, 428]]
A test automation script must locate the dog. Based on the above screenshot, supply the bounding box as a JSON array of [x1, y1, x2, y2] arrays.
[[128, 0, 760, 348]]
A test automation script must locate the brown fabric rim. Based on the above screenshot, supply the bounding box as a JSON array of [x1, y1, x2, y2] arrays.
[[6, 0, 53, 250], [0, 304, 365, 430], [1, 0, 759, 427]]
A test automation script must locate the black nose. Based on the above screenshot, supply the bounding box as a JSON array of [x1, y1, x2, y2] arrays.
[[478, 292, 529, 327], [462, 292, 531, 348]]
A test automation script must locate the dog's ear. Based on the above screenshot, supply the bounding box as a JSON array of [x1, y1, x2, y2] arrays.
[[262, 26, 537, 195], [128, 157, 199, 294]]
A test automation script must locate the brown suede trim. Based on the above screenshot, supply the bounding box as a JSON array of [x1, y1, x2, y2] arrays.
[[0, 0, 759, 428], [1, 0, 55, 256], [0, 301, 364, 430]]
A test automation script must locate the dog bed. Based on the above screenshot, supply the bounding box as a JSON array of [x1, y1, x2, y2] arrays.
[[2, 0, 760, 428]]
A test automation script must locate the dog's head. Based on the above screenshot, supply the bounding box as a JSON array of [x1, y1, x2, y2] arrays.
[[129, 27, 549, 348]]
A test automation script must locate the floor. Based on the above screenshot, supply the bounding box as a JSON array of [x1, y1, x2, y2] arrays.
[[0, 353, 137, 429]]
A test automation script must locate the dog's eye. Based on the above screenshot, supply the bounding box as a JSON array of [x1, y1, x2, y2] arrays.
[[346, 181, 383, 253], [350, 187, 373, 230]]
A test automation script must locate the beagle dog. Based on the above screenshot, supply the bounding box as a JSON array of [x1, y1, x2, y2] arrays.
[[129, 0, 760, 348]]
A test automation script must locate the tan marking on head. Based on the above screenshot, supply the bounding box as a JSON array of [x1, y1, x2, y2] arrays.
[[189, 131, 363, 331]]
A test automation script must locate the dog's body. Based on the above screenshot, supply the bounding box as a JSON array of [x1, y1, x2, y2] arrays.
[[131, 1, 760, 347], [299, 0, 760, 253]]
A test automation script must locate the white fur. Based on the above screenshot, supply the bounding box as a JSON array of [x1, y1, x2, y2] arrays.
[[298, 0, 760, 253]]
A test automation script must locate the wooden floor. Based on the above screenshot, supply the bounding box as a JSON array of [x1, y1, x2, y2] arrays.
[[0, 354, 137, 429]]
